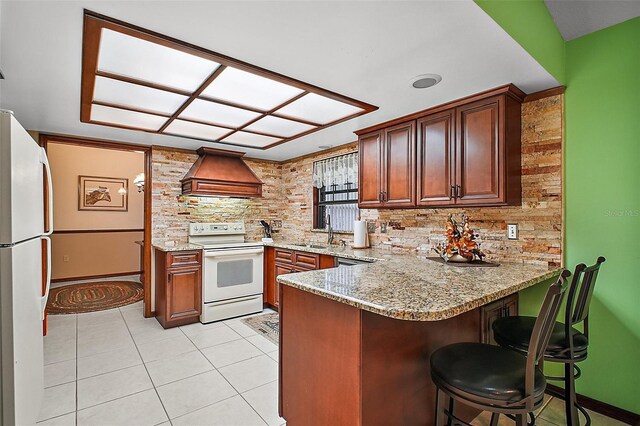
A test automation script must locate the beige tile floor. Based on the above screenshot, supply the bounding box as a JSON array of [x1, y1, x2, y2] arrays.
[[39, 303, 283, 426], [40, 303, 627, 426]]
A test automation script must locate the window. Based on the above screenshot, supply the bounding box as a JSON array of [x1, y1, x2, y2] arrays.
[[313, 153, 359, 232]]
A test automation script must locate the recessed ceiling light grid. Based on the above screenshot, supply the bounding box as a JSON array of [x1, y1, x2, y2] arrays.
[[81, 11, 377, 149]]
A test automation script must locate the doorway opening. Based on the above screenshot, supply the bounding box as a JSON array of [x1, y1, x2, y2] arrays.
[[39, 134, 153, 319]]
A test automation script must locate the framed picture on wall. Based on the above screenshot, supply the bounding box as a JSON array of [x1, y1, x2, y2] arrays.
[[78, 176, 129, 211]]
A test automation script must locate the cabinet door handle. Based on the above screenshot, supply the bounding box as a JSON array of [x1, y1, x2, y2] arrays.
[[455, 185, 461, 199], [379, 191, 383, 202], [450, 185, 456, 199]]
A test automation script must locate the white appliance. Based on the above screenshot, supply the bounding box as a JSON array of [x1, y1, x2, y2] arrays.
[[189, 222, 263, 323], [0, 110, 53, 425]]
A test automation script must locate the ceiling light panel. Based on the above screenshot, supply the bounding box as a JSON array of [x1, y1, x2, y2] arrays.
[[90, 104, 167, 131], [93, 76, 188, 115], [97, 29, 220, 92], [244, 115, 316, 138], [276, 93, 364, 125], [201, 67, 304, 111], [221, 131, 281, 148], [163, 119, 232, 141], [179, 99, 261, 128]]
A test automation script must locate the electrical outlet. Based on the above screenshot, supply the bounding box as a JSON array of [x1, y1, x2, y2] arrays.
[[380, 222, 387, 233], [507, 224, 518, 240], [63, 255, 70, 262]]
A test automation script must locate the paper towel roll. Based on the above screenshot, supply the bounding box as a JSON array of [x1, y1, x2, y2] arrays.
[[353, 220, 369, 248]]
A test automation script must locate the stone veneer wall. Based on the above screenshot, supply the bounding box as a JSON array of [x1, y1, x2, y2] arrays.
[[151, 95, 563, 267], [151, 147, 284, 244], [279, 95, 564, 267]]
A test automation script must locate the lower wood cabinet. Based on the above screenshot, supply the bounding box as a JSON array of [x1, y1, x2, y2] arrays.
[[480, 293, 518, 345], [264, 247, 336, 309], [155, 249, 202, 329]]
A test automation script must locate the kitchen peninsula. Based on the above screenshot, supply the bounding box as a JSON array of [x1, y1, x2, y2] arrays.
[[276, 251, 560, 425]]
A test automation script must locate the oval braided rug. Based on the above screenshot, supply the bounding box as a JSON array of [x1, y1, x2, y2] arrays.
[[47, 281, 143, 314]]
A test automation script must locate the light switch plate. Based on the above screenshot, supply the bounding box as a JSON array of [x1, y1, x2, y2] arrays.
[[507, 224, 518, 240]]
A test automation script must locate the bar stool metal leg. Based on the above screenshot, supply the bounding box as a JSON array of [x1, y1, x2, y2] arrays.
[[447, 398, 455, 426], [490, 413, 499, 426], [435, 388, 445, 426], [565, 362, 580, 425]]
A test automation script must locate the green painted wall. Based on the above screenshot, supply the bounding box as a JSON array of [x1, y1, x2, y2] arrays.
[[477, 2, 640, 414], [563, 17, 640, 413], [474, 0, 565, 83]]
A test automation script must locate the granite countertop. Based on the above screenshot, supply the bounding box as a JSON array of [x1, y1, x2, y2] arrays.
[[151, 241, 203, 252], [263, 241, 392, 262], [273, 241, 560, 321]]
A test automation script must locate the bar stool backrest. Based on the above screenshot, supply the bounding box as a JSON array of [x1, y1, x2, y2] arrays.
[[524, 270, 571, 409], [566, 257, 606, 334]]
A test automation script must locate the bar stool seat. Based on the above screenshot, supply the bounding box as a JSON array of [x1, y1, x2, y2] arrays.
[[431, 342, 546, 404], [493, 316, 589, 360]]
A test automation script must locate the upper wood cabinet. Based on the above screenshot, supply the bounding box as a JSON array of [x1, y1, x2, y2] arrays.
[[417, 110, 455, 206], [358, 131, 384, 208], [383, 122, 416, 207], [356, 85, 524, 209], [358, 122, 415, 208]]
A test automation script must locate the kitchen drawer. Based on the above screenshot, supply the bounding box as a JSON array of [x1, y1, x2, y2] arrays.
[[294, 252, 319, 269], [167, 250, 202, 268], [275, 249, 294, 264]]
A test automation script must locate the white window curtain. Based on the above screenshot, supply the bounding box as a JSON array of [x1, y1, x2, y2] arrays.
[[312, 153, 358, 189]]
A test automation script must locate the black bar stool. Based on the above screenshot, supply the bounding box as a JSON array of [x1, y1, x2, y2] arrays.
[[430, 270, 571, 426], [492, 257, 605, 426]]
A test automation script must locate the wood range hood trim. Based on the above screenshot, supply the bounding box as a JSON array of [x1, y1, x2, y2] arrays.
[[180, 147, 263, 198]]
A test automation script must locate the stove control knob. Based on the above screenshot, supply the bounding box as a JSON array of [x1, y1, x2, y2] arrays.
[[223, 226, 228, 230]]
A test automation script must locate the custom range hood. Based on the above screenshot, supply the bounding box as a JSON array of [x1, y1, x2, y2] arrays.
[[181, 147, 263, 198]]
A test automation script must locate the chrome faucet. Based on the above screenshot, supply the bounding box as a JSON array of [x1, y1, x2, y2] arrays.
[[326, 213, 335, 245]]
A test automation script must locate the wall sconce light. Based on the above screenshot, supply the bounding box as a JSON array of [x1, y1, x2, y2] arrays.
[[134, 173, 145, 192]]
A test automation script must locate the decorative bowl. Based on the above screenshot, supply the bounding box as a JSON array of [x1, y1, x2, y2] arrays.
[[446, 254, 473, 263]]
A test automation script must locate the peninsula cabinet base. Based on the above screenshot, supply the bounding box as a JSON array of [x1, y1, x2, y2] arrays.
[[279, 285, 482, 426]]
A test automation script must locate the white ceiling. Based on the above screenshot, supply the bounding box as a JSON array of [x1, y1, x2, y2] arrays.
[[0, 0, 558, 161], [545, 0, 640, 41]]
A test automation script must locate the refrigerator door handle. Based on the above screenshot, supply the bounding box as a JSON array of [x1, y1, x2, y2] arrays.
[[41, 235, 52, 319], [40, 147, 54, 236]]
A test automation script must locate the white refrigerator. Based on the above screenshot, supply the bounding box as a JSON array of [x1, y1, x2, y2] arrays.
[[0, 110, 53, 425]]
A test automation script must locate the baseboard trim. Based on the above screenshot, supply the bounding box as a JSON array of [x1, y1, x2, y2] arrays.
[[546, 384, 639, 425], [52, 271, 142, 283]]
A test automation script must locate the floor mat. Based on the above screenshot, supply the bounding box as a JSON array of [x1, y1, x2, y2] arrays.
[[47, 281, 143, 314], [241, 312, 279, 345]]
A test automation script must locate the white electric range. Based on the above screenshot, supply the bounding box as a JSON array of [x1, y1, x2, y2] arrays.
[[188, 222, 264, 323]]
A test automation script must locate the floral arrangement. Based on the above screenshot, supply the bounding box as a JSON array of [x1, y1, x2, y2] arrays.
[[433, 214, 485, 263]]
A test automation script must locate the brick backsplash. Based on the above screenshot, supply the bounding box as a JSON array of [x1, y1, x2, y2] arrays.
[[151, 148, 284, 244], [152, 95, 563, 267]]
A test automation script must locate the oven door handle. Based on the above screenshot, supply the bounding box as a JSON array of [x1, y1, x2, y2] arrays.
[[204, 248, 264, 258]]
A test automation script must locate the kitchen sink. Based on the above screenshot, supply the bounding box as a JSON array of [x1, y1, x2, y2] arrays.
[[291, 243, 328, 249]]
